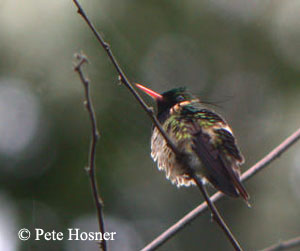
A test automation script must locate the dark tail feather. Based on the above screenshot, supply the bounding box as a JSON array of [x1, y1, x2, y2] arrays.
[[231, 174, 251, 207], [224, 160, 251, 207]]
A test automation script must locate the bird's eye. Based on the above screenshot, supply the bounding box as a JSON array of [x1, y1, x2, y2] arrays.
[[177, 95, 185, 102]]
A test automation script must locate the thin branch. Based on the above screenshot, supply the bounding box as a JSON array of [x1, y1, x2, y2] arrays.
[[72, 0, 179, 157], [261, 236, 300, 251], [72, 1, 245, 250], [193, 174, 242, 250], [74, 53, 106, 251], [141, 127, 300, 251]]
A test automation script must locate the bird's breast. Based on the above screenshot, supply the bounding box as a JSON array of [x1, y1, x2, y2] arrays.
[[150, 125, 202, 187]]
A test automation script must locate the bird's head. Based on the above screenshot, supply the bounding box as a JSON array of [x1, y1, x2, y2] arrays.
[[136, 83, 193, 118]]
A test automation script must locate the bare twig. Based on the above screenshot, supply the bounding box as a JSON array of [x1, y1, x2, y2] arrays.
[[72, 0, 179, 157], [141, 128, 300, 251], [193, 174, 242, 250], [261, 236, 300, 251], [74, 53, 106, 251], [72, 1, 246, 250]]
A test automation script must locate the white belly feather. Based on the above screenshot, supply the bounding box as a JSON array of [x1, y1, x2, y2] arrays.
[[150, 127, 198, 187]]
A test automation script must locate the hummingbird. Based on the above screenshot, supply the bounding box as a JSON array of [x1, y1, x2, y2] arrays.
[[136, 83, 249, 203]]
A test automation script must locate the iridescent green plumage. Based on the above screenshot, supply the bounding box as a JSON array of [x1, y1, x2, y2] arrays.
[[137, 85, 249, 202]]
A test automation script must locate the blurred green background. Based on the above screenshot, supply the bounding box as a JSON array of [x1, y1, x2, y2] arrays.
[[1, 0, 300, 250]]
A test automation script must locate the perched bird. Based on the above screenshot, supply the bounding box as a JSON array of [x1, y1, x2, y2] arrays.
[[136, 83, 249, 203]]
